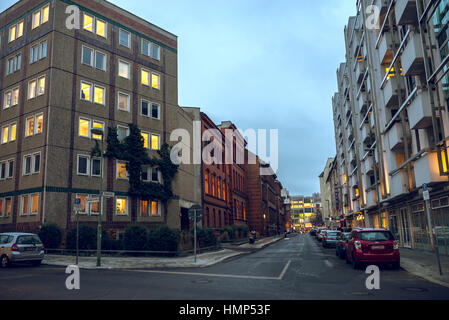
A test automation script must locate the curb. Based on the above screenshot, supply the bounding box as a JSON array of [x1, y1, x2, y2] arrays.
[[401, 258, 449, 289]]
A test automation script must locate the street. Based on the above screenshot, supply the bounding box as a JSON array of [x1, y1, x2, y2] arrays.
[[1, 234, 449, 300]]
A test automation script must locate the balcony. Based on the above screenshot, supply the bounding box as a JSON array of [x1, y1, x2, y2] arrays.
[[345, 100, 352, 116], [414, 152, 447, 187], [375, 0, 389, 16], [395, 0, 418, 25], [358, 91, 370, 114], [361, 123, 374, 145], [389, 171, 408, 198], [349, 149, 357, 166], [346, 124, 354, 141], [365, 190, 377, 208], [387, 122, 404, 151], [355, 60, 366, 84], [407, 89, 432, 130], [350, 174, 358, 188], [363, 156, 375, 175], [383, 76, 400, 108], [402, 31, 425, 76], [378, 32, 394, 65]]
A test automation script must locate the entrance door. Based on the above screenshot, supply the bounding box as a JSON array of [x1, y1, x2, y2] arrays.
[[400, 208, 412, 248]]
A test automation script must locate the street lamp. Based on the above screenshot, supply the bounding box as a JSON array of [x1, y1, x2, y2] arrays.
[[91, 127, 104, 267]]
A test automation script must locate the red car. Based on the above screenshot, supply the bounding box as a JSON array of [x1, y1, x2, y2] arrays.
[[346, 228, 400, 270]]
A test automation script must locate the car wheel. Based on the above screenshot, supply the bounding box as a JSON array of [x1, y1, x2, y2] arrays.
[[1, 255, 9, 268], [392, 261, 400, 270], [31, 260, 42, 267]]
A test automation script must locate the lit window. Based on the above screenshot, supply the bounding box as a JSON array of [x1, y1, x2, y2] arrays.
[[10, 124, 16, 141], [42, 5, 49, 24], [119, 29, 130, 48], [205, 171, 209, 194], [75, 195, 88, 214], [94, 86, 105, 105], [79, 118, 90, 137], [117, 161, 128, 179], [118, 60, 130, 79], [38, 77, 45, 95], [91, 121, 104, 140], [21, 195, 29, 215], [33, 10, 41, 29], [141, 69, 150, 86], [9, 25, 16, 42], [141, 200, 149, 216], [17, 21, 24, 38], [81, 82, 92, 101], [151, 201, 159, 216], [141, 132, 149, 149], [8, 20, 23, 42], [151, 134, 160, 150], [13, 88, 19, 106], [83, 13, 93, 32], [4, 91, 12, 109], [116, 198, 128, 215], [151, 73, 160, 89], [5, 198, 11, 217], [96, 19, 106, 37], [118, 93, 130, 111], [1, 126, 9, 144], [26, 117, 34, 137], [31, 194, 39, 214]]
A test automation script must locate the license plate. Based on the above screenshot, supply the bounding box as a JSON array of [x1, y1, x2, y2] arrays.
[[24, 247, 36, 251], [372, 245, 385, 250]]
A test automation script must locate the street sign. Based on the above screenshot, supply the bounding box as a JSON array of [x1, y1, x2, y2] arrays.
[[103, 191, 115, 198], [423, 190, 430, 201], [422, 183, 428, 192], [75, 198, 81, 205]]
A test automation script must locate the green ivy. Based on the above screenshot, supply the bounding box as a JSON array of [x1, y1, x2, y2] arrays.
[[99, 124, 179, 203]]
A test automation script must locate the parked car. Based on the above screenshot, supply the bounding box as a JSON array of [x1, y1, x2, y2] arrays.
[[322, 230, 341, 248], [0, 233, 45, 268], [336, 232, 351, 259], [316, 229, 328, 242], [310, 228, 317, 236], [346, 228, 400, 270]]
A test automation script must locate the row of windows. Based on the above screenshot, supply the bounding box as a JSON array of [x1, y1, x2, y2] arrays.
[[2, 76, 46, 109], [1, 113, 44, 145], [0, 198, 12, 218], [5, 39, 46, 76], [115, 161, 161, 182], [0, 153, 41, 178], [204, 171, 227, 201], [80, 12, 161, 61], [0, 159, 14, 180], [7, 5, 49, 44], [75, 194, 161, 217]]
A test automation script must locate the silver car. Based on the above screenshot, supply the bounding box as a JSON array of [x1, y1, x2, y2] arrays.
[[0, 233, 44, 268]]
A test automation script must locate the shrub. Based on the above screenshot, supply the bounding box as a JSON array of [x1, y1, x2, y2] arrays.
[[39, 224, 62, 249], [221, 226, 235, 240], [218, 231, 230, 243], [179, 230, 193, 251], [194, 228, 217, 248], [101, 231, 124, 251], [123, 225, 148, 251], [66, 225, 97, 250], [232, 224, 249, 239], [147, 225, 179, 253]]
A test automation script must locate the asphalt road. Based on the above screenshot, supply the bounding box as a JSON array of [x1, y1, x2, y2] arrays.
[[1, 234, 449, 300]]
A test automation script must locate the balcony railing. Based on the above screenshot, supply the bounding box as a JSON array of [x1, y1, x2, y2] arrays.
[[378, 32, 394, 66], [395, 0, 418, 25], [407, 89, 432, 130], [383, 76, 400, 108], [402, 31, 425, 76], [414, 152, 447, 187], [387, 122, 405, 151]]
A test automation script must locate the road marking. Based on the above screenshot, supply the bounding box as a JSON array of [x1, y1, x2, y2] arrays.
[[324, 260, 334, 268], [126, 259, 293, 281]]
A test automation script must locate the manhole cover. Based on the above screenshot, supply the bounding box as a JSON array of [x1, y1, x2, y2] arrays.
[[402, 287, 428, 293], [191, 279, 213, 284]]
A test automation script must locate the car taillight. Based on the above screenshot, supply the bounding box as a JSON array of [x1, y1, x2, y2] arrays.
[[11, 244, 19, 252], [354, 241, 361, 250], [394, 240, 399, 250]]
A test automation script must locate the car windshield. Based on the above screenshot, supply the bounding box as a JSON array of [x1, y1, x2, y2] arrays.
[[358, 231, 394, 241], [0, 235, 12, 244], [343, 233, 351, 239], [16, 235, 42, 245], [326, 232, 339, 238]]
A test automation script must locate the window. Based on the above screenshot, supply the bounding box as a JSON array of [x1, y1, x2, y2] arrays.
[[83, 13, 94, 32], [82, 46, 106, 71], [116, 197, 128, 216], [96, 19, 106, 38], [117, 126, 129, 141], [81, 82, 105, 104], [28, 76, 46, 99], [205, 171, 209, 194], [75, 195, 88, 215], [23, 153, 40, 175], [141, 69, 150, 86], [7, 160, 14, 179], [79, 118, 90, 137], [6, 54, 21, 75], [94, 86, 105, 105], [91, 121, 104, 140], [30, 41, 47, 63], [118, 92, 130, 111], [151, 73, 160, 89], [91, 158, 102, 177], [31, 194, 39, 215], [77, 155, 89, 175], [151, 134, 160, 150], [21, 195, 29, 216], [9, 20, 24, 42], [80, 81, 92, 101], [141, 200, 160, 216], [119, 29, 130, 48], [151, 103, 160, 119], [3, 87, 19, 109], [25, 113, 43, 137], [5, 198, 12, 217], [1, 123, 16, 144], [0, 163, 5, 180], [32, 5, 49, 29], [117, 161, 128, 179], [141, 132, 149, 149], [83, 13, 107, 37], [142, 167, 160, 182], [118, 60, 130, 79], [141, 39, 160, 60]]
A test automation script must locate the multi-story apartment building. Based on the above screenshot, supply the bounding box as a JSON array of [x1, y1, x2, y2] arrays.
[[332, 0, 449, 254], [289, 195, 317, 231], [0, 0, 200, 237]]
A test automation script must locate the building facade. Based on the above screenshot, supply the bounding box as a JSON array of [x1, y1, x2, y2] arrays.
[[0, 0, 200, 238], [332, 0, 449, 254]]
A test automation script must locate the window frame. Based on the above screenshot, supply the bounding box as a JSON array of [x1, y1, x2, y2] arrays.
[[22, 153, 40, 176], [30, 40, 47, 64], [116, 160, 129, 180], [151, 72, 160, 90], [117, 92, 130, 112], [115, 197, 129, 216], [119, 29, 131, 48], [8, 20, 24, 43], [77, 154, 90, 176], [118, 59, 131, 79], [32, 4, 49, 30], [6, 53, 22, 75]]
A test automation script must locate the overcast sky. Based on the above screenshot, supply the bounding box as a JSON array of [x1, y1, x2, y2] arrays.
[[1, 0, 356, 196]]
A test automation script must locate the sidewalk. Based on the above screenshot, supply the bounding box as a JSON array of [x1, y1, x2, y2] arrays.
[[400, 248, 449, 288], [43, 236, 283, 270]]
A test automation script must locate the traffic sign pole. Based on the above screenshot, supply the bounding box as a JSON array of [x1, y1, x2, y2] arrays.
[[423, 184, 443, 275]]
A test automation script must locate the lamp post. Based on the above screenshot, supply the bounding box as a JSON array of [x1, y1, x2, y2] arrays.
[[91, 128, 104, 267]]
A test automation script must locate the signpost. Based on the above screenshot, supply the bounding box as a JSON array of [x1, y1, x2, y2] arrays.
[[422, 184, 443, 275], [189, 205, 203, 263], [74, 198, 82, 265]]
